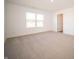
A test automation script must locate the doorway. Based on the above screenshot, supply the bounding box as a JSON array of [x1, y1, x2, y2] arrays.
[[57, 14, 63, 33]]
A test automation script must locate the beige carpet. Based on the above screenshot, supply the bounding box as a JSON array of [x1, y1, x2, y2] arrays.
[[5, 31, 74, 59]]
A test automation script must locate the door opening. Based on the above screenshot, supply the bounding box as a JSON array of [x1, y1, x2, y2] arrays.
[[57, 14, 63, 33]]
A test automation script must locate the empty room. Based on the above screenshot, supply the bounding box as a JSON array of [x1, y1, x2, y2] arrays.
[[4, 0, 74, 59]]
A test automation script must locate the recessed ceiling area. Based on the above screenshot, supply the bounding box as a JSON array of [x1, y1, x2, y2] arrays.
[[6, 0, 74, 11]]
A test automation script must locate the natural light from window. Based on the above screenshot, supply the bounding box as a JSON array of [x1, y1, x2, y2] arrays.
[[26, 12, 44, 28]]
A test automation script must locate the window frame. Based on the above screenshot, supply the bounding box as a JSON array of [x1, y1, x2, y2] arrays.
[[26, 12, 44, 28]]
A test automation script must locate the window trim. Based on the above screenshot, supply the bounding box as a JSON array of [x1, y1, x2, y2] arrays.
[[26, 12, 44, 28]]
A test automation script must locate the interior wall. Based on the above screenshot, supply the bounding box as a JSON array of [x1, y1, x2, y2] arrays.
[[5, 0, 7, 41], [6, 2, 53, 38], [5, 2, 74, 38], [52, 8, 74, 35], [63, 8, 74, 35]]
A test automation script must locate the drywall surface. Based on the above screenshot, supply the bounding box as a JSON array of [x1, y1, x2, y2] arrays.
[[63, 8, 74, 35], [6, 2, 53, 38], [52, 8, 74, 35], [6, 2, 74, 38], [5, 0, 7, 41]]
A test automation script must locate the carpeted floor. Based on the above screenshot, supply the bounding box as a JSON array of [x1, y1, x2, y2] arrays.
[[5, 31, 74, 59]]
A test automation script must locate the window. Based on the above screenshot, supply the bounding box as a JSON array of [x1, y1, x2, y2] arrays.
[[26, 12, 35, 27], [26, 12, 44, 28], [37, 14, 44, 27]]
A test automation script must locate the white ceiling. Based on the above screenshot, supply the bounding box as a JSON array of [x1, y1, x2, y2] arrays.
[[6, 0, 74, 11]]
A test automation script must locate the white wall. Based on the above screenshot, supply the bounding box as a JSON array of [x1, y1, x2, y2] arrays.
[[6, 2, 74, 38], [52, 8, 74, 35], [6, 2, 53, 38], [63, 8, 74, 35], [5, 0, 7, 41]]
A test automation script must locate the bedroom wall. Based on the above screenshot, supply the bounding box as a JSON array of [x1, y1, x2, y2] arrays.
[[5, 2, 74, 38], [52, 8, 74, 35], [6, 2, 53, 38], [5, 0, 7, 41]]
